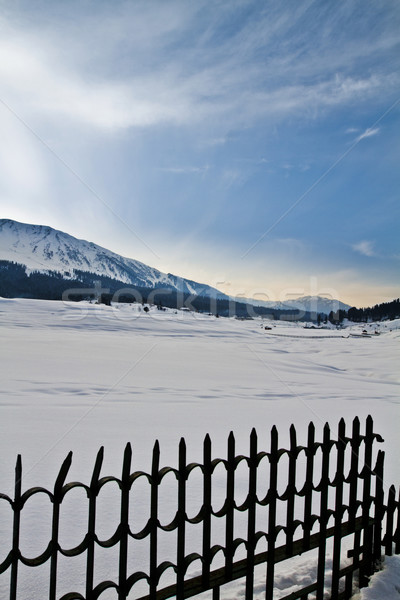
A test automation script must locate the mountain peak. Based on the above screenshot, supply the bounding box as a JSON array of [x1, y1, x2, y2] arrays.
[[0, 218, 227, 299]]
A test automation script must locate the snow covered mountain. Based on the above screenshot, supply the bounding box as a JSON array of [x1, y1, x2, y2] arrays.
[[0, 219, 227, 299], [283, 295, 351, 313], [0, 219, 351, 312], [242, 295, 350, 314]]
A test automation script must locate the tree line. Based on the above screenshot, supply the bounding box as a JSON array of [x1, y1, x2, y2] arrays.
[[319, 298, 399, 324], [1, 261, 398, 322], [0, 261, 306, 319], [345, 298, 399, 322]]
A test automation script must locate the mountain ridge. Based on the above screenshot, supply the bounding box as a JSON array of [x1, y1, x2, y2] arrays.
[[0, 218, 350, 312], [0, 218, 227, 300], [247, 294, 351, 313]]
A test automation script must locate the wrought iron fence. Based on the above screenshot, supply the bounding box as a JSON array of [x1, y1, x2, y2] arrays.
[[0, 415, 399, 600]]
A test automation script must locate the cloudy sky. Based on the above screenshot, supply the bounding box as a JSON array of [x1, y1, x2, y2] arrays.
[[0, 0, 399, 306]]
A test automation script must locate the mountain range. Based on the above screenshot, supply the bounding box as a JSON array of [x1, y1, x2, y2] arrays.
[[0, 219, 350, 313], [0, 218, 226, 299]]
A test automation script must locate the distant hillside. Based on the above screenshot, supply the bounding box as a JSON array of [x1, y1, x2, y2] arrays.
[[0, 219, 351, 317], [0, 260, 314, 320], [249, 294, 350, 314], [0, 219, 227, 300]]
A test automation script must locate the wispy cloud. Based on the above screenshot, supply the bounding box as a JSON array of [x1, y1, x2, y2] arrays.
[[0, 3, 398, 133], [352, 241, 376, 257], [220, 168, 247, 188], [0, 38, 386, 132], [355, 127, 380, 143], [159, 165, 209, 175], [201, 137, 229, 147], [346, 127, 359, 134]]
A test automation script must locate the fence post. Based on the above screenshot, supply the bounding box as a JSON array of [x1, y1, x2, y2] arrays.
[[119, 443, 132, 600], [348, 417, 361, 530], [149, 441, 160, 599], [316, 423, 330, 600], [303, 422, 315, 552], [50, 452, 72, 600], [225, 432, 235, 581], [385, 485, 396, 556], [265, 425, 278, 600], [358, 416, 374, 588], [395, 488, 400, 554], [10, 455, 22, 600], [331, 418, 346, 600], [86, 447, 104, 599], [245, 428, 258, 600], [202, 434, 212, 589], [372, 450, 384, 564], [345, 416, 361, 598], [177, 438, 187, 600], [285, 425, 297, 557]]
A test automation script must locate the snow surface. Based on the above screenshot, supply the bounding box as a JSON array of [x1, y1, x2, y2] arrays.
[[0, 298, 399, 599], [351, 555, 400, 599]]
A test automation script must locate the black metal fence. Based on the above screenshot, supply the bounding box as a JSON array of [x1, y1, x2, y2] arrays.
[[0, 416, 399, 600]]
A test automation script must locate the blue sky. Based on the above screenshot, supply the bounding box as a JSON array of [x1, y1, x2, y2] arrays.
[[0, 0, 399, 306]]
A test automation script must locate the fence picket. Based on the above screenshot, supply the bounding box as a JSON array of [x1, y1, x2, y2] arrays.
[[50, 451, 72, 600], [345, 417, 361, 598], [86, 447, 104, 599], [245, 429, 257, 600], [331, 418, 346, 600], [302, 421, 315, 551], [348, 417, 361, 531], [359, 416, 375, 587], [118, 443, 132, 600], [150, 441, 160, 599], [265, 425, 278, 600], [10, 455, 22, 600], [225, 432, 235, 581], [202, 434, 212, 589], [385, 485, 396, 556], [316, 423, 330, 600], [395, 488, 400, 554], [285, 425, 297, 557], [177, 438, 187, 600], [372, 450, 384, 564]]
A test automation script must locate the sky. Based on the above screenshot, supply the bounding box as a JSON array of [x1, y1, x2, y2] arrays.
[[0, 0, 399, 307]]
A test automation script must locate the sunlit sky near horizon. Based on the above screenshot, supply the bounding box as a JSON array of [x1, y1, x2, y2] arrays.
[[0, 0, 399, 307]]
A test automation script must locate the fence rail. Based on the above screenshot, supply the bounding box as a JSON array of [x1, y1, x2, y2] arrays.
[[0, 415, 399, 600]]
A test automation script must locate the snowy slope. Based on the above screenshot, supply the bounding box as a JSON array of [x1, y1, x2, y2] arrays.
[[0, 219, 227, 298], [282, 295, 351, 313], [248, 294, 351, 313]]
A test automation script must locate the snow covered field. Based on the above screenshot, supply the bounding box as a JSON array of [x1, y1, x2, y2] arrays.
[[0, 298, 399, 599]]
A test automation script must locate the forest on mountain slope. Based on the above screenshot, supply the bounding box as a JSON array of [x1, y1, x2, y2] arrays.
[[1, 260, 398, 322]]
